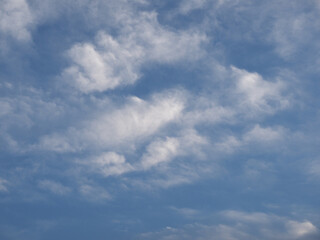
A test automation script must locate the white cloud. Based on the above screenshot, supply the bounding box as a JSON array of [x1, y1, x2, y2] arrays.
[[214, 135, 241, 154], [244, 124, 284, 143], [231, 66, 288, 113], [286, 220, 318, 238], [179, 0, 208, 14], [0, 0, 34, 41], [183, 99, 234, 127], [213, 124, 285, 155], [38, 90, 185, 152], [0, 100, 12, 117], [88, 152, 133, 177], [140, 210, 319, 240], [79, 184, 111, 202], [38, 180, 71, 195], [0, 88, 65, 152], [307, 160, 320, 177], [128, 129, 208, 188], [64, 36, 141, 93], [63, 11, 206, 93], [139, 128, 207, 171], [141, 137, 180, 170], [82, 92, 184, 147], [76, 128, 207, 186], [0, 178, 8, 192], [269, 7, 319, 60]]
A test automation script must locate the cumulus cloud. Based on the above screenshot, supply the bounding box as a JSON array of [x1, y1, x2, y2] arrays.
[[141, 137, 180, 170], [63, 35, 141, 93], [140, 128, 207, 169], [63, 11, 206, 93], [126, 129, 209, 189], [213, 124, 285, 155], [0, 0, 34, 42], [38, 90, 185, 152], [244, 124, 285, 143], [84, 152, 134, 177], [75, 128, 208, 189], [286, 220, 318, 239], [231, 66, 288, 113]]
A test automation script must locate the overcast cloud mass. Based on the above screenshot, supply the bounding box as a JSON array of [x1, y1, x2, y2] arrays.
[[0, 0, 320, 239]]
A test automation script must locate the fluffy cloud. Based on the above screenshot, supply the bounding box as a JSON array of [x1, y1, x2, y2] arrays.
[[141, 137, 180, 170], [231, 66, 288, 113], [244, 124, 285, 143], [139, 128, 207, 169], [83, 152, 133, 177], [63, 11, 206, 93], [213, 124, 285, 155], [0, 0, 34, 42], [38, 90, 185, 152]]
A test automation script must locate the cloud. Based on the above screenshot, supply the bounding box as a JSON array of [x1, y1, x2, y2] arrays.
[[286, 220, 318, 238], [170, 206, 202, 219], [0, 178, 8, 192], [178, 0, 208, 14], [63, 36, 141, 93], [268, 3, 320, 60], [79, 184, 111, 202], [213, 124, 285, 156], [75, 128, 207, 187], [140, 210, 319, 240], [0, 0, 34, 42], [38, 180, 71, 195], [141, 137, 180, 170], [307, 160, 320, 178], [231, 66, 288, 113], [244, 124, 285, 143], [83, 152, 134, 177], [140, 129, 207, 168], [0, 88, 65, 152], [126, 129, 209, 189], [63, 11, 206, 93], [38, 90, 185, 152]]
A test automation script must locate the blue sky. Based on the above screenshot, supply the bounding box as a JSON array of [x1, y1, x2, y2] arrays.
[[0, 0, 320, 239]]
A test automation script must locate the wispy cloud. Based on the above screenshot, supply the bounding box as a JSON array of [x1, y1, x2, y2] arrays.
[[0, 178, 8, 192], [38, 180, 71, 195], [140, 210, 319, 240]]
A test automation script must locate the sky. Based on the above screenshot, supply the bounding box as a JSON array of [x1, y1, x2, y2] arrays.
[[0, 0, 320, 239]]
